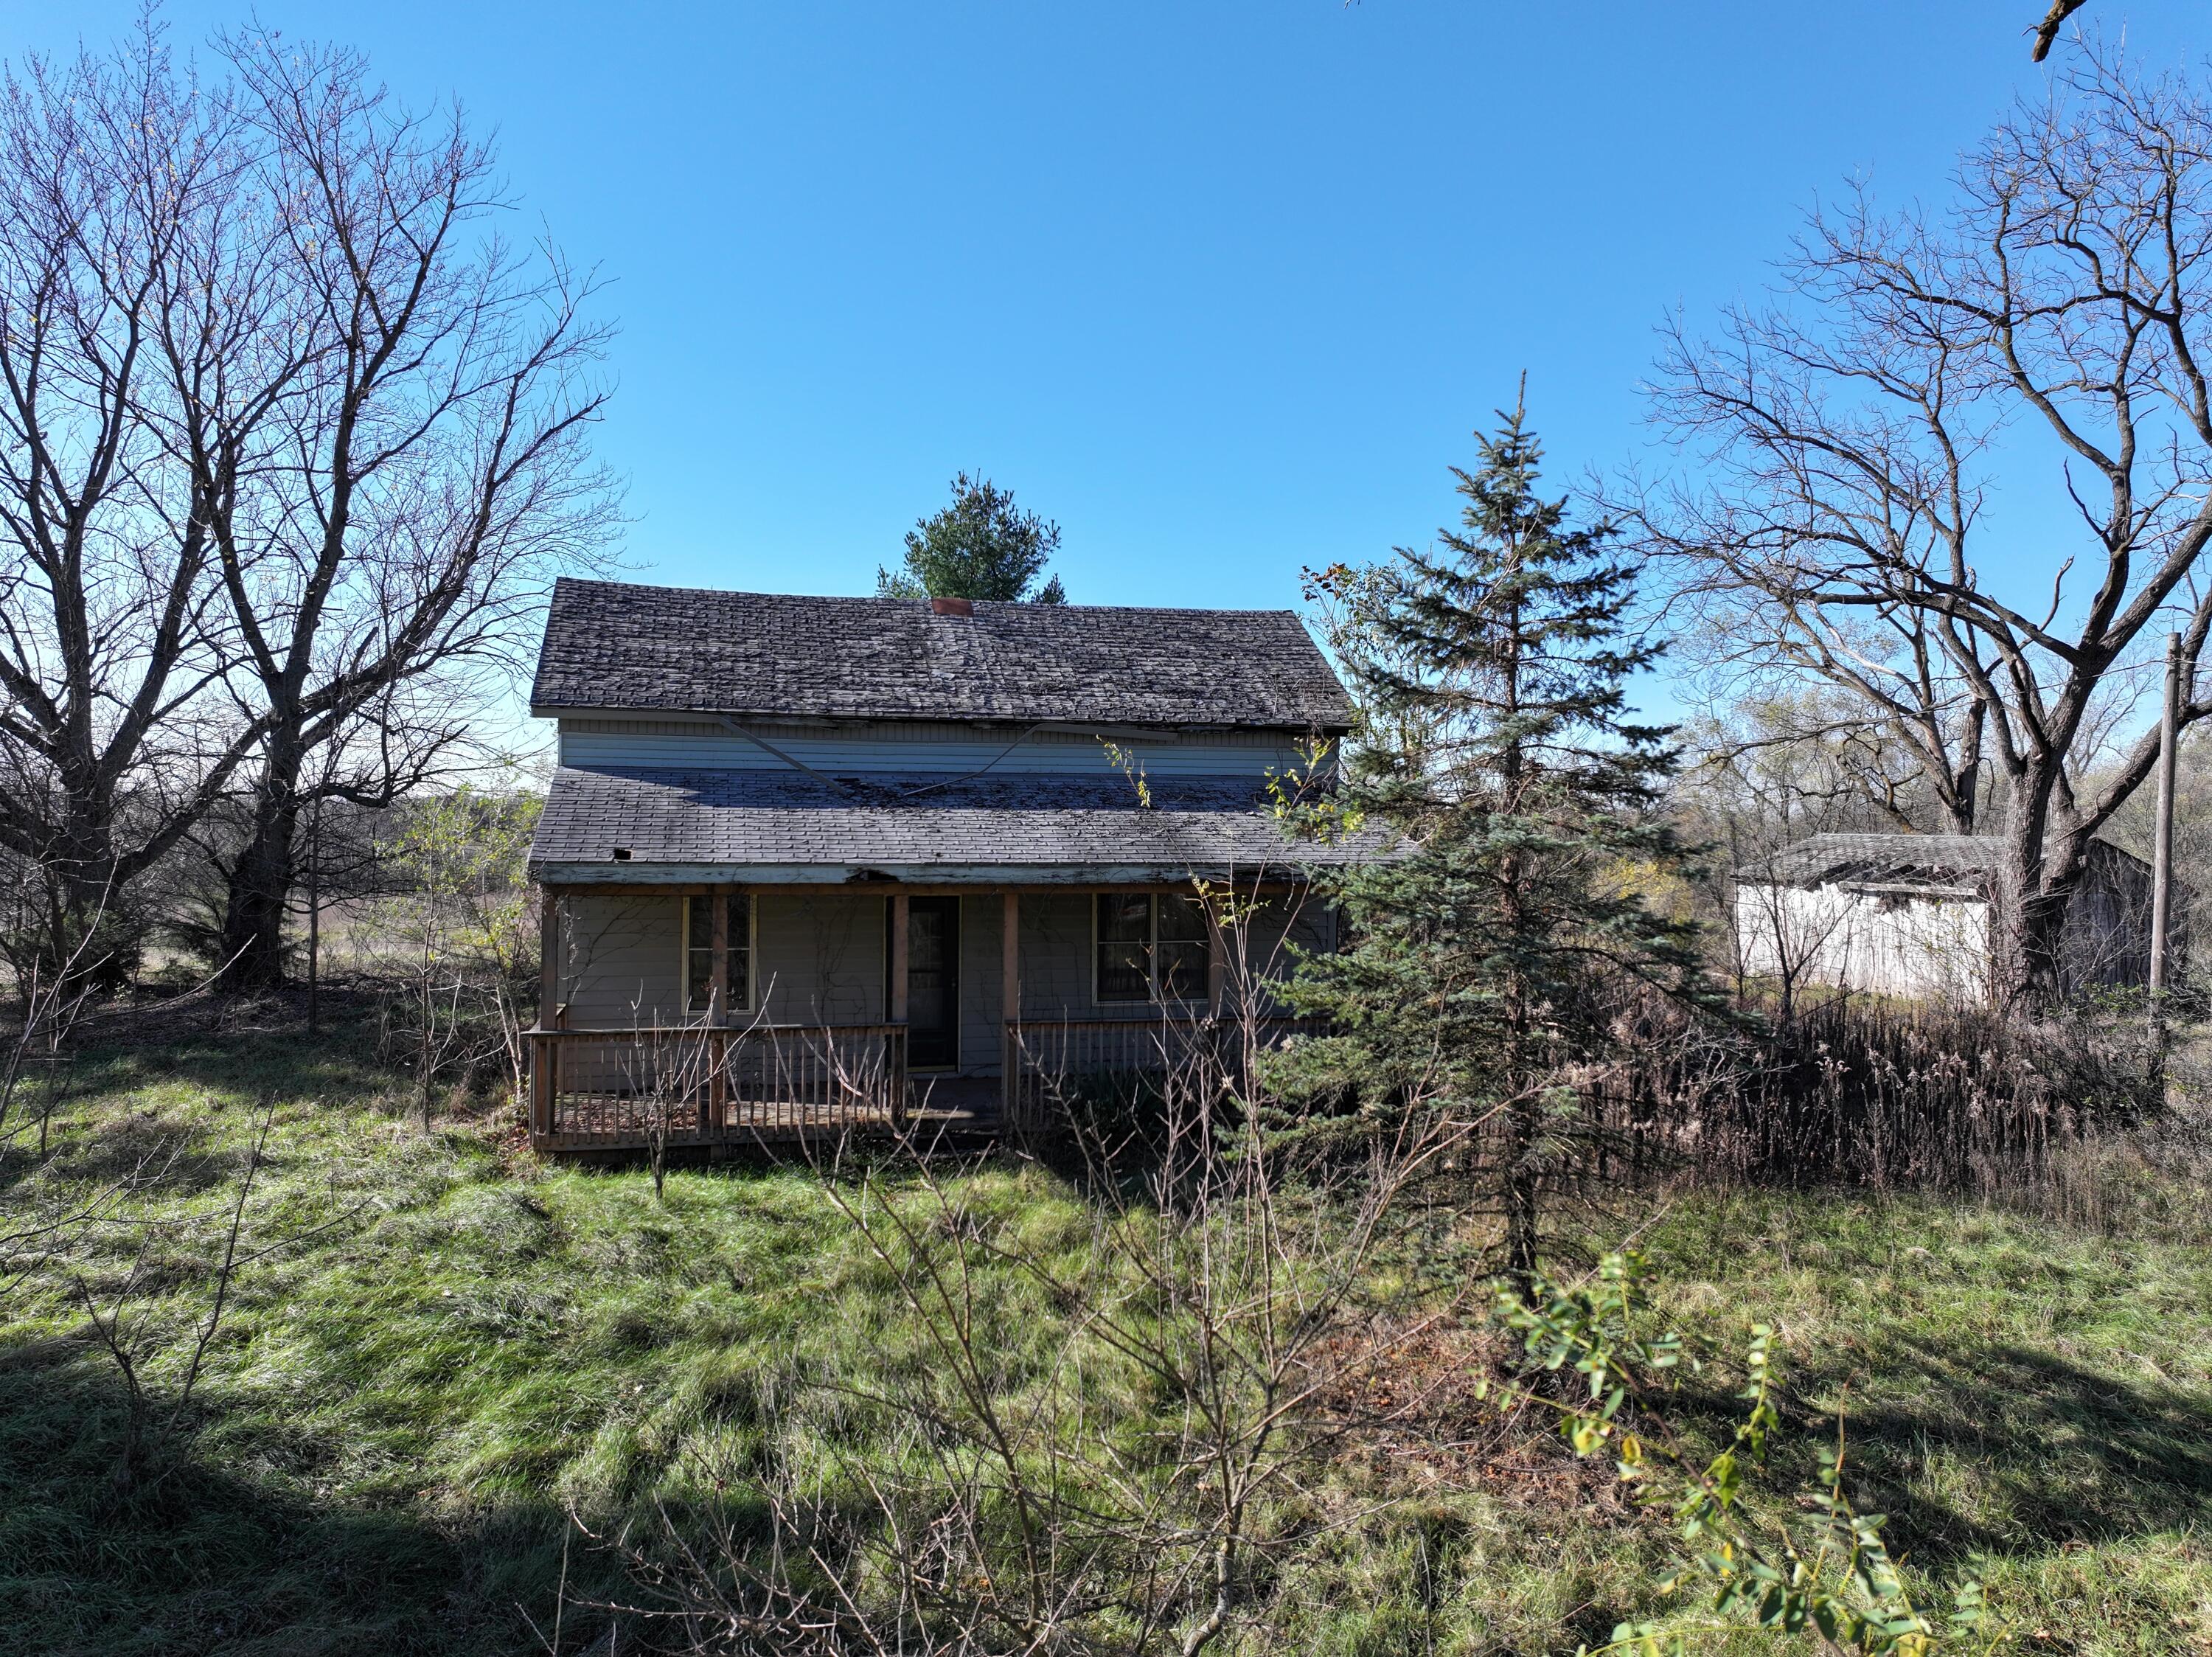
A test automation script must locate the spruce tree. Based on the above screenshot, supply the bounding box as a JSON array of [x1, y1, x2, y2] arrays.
[[878, 473, 1067, 602], [1281, 394, 1712, 1289]]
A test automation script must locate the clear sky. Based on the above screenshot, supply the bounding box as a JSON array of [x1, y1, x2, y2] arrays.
[[7, 0, 2212, 626]]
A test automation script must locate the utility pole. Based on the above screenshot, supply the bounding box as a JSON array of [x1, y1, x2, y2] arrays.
[[2150, 631, 2180, 1014]]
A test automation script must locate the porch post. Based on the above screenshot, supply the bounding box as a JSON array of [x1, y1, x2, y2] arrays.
[[1002, 890, 1020, 1125], [538, 884, 560, 1020], [889, 893, 909, 1022], [889, 893, 910, 1124], [706, 888, 730, 1139], [534, 885, 560, 1137]]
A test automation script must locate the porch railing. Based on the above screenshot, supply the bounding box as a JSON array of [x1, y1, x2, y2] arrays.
[[529, 1023, 908, 1148], [1001, 1014, 1329, 1129], [527, 1015, 1332, 1150]]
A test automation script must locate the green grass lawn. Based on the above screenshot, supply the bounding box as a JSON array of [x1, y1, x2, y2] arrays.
[[3, 1021, 2210, 1655]]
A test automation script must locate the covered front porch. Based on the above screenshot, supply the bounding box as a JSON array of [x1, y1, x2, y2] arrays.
[[525, 880, 1331, 1153]]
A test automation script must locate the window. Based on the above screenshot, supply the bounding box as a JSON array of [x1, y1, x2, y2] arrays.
[[683, 894, 754, 1014], [1094, 892, 1211, 1004], [1096, 894, 1150, 1001], [1155, 893, 1209, 1001]]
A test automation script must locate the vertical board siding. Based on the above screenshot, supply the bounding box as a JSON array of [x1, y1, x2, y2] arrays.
[[1736, 883, 1992, 1002]]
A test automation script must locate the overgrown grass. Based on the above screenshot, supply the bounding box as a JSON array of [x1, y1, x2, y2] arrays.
[[1637, 1184, 2212, 1650], [2, 1020, 2209, 1654]]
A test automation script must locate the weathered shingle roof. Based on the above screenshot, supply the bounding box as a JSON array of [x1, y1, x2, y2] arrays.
[[1739, 833, 2005, 889], [529, 766, 1391, 881], [530, 579, 1353, 731], [1742, 833, 2149, 891]]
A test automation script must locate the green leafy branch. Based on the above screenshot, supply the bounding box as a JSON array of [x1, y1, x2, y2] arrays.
[[1265, 737, 1366, 845], [1100, 740, 1154, 810], [1482, 1251, 1989, 1656]]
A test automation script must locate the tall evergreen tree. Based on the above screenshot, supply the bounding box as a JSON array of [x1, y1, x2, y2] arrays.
[[878, 473, 1067, 602], [1280, 395, 1713, 1289]]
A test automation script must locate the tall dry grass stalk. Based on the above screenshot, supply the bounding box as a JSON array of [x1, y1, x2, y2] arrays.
[[1587, 990, 2164, 1197]]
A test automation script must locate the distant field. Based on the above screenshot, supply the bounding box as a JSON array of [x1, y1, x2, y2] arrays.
[[2, 1018, 2209, 1655]]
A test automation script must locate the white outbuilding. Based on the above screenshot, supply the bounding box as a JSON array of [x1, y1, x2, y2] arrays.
[[1733, 833, 2160, 1004]]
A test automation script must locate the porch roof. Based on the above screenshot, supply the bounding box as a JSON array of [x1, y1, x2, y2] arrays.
[[529, 766, 1392, 885]]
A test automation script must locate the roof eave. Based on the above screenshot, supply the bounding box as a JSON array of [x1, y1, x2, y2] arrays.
[[530, 858, 1366, 886], [529, 701, 1354, 735]]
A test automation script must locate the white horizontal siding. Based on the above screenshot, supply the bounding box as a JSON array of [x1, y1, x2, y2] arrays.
[[557, 718, 1310, 777]]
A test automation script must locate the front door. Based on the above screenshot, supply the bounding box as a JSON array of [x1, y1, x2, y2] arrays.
[[906, 898, 961, 1069]]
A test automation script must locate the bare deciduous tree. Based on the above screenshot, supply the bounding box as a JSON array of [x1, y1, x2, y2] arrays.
[[2033, 0, 2090, 62], [0, 24, 271, 978], [198, 32, 613, 990], [1630, 44, 2212, 1004], [0, 18, 613, 993]]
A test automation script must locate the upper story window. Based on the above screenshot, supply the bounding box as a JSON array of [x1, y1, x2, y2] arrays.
[[683, 893, 756, 1015], [1095, 892, 1210, 1004]]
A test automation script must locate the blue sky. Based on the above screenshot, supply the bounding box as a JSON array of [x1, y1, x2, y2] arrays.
[[8, 1, 2212, 629]]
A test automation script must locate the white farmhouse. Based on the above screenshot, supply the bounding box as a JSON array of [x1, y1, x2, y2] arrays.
[[1733, 833, 2160, 1004]]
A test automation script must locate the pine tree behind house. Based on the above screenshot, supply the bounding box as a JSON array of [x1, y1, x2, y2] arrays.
[[1280, 395, 1712, 1290], [878, 473, 1068, 602]]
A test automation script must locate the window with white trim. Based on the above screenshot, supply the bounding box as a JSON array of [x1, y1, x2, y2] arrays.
[[1094, 892, 1209, 1004], [683, 894, 756, 1014]]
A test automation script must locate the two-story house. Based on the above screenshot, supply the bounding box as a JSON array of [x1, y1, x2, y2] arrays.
[[524, 578, 1377, 1152]]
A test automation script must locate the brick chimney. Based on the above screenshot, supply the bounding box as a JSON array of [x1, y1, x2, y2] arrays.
[[929, 596, 975, 617]]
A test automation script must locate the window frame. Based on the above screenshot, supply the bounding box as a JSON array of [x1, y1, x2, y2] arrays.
[[681, 892, 758, 1017], [1092, 891, 1212, 1007]]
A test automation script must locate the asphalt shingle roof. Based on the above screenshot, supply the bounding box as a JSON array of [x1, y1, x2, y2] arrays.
[[529, 578, 1354, 730], [529, 767, 1388, 877]]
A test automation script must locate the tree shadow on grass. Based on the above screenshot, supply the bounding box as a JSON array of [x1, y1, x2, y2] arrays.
[[1787, 1337, 2212, 1566], [0, 1341, 608, 1656], [97, 1028, 394, 1112]]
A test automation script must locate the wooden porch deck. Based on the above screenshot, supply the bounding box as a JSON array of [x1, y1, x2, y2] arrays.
[[526, 1017, 1326, 1154]]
